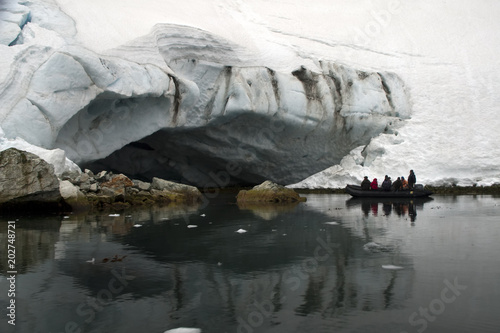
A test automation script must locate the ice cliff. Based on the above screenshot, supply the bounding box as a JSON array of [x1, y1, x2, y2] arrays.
[[1, 0, 499, 187]]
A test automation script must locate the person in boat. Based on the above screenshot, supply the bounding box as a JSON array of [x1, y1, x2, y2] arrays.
[[361, 176, 371, 190], [371, 178, 379, 190], [401, 176, 409, 189], [408, 170, 416, 189], [392, 177, 403, 191], [381, 175, 392, 191]]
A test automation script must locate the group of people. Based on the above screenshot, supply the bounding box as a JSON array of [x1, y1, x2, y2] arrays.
[[361, 170, 416, 191]]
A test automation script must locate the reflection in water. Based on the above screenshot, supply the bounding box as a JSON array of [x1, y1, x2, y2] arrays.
[[0, 218, 61, 274], [346, 197, 434, 222], [237, 201, 299, 220], [383, 272, 397, 309], [1, 194, 500, 333]]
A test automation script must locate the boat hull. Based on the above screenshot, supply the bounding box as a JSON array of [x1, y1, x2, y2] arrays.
[[345, 185, 433, 198]]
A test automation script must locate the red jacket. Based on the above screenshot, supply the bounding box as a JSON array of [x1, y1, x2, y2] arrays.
[[371, 179, 378, 189]]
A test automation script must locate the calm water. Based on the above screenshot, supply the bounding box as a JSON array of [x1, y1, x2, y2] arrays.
[[1, 193, 500, 333]]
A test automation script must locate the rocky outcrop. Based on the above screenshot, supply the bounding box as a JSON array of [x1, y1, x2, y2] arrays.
[[236, 180, 306, 204], [65, 170, 203, 210], [0, 147, 203, 212], [0, 148, 64, 211]]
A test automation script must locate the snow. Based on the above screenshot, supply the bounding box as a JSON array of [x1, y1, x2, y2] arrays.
[[1, 0, 500, 186]]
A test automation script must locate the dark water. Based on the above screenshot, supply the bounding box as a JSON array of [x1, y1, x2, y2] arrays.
[[1, 193, 500, 333]]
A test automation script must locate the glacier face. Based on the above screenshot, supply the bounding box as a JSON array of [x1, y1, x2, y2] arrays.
[[1, 0, 499, 187], [80, 26, 410, 186]]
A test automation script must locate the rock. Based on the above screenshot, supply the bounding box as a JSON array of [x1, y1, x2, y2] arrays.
[[59, 180, 89, 211], [69, 172, 90, 186], [84, 169, 95, 178], [102, 174, 134, 188], [0, 148, 63, 210], [79, 181, 91, 192], [89, 183, 99, 192], [95, 170, 108, 181], [60, 168, 82, 182], [79, 172, 90, 184], [236, 180, 306, 204], [151, 177, 202, 203], [133, 179, 151, 191], [100, 174, 134, 200]]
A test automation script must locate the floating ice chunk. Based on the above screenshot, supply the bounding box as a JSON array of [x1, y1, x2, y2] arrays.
[[109, 214, 120, 217], [187, 225, 198, 228], [133, 224, 142, 227], [324, 221, 339, 225], [164, 328, 201, 333], [235, 229, 247, 233], [86, 258, 95, 264], [200, 214, 206, 217], [382, 265, 404, 270]]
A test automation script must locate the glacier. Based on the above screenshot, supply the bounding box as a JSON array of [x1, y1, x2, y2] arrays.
[[1, 0, 499, 187]]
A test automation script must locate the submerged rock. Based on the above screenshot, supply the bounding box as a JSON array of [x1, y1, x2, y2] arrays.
[[0, 148, 63, 211], [236, 180, 306, 204]]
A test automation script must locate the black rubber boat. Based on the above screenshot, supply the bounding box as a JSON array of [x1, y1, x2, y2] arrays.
[[345, 184, 433, 198]]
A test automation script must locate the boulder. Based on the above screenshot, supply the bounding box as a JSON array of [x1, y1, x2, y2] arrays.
[[59, 180, 89, 211], [236, 180, 306, 204], [133, 179, 151, 191], [0, 148, 62, 210], [151, 177, 202, 203], [84, 169, 95, 178], [101, 174, 134, 188], [89, 183, 99, 192], [95, 170, 109, 182], [100, 174, 134, 200]]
